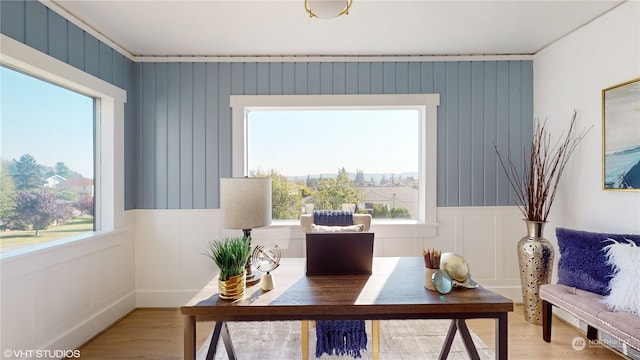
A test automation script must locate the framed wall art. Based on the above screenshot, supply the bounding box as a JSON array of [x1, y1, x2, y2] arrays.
[[602, 77, 640, 190]]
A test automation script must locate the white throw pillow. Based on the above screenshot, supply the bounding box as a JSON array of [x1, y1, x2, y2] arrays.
[[311, 224, 365, 233], [602, 239, 640, 316]]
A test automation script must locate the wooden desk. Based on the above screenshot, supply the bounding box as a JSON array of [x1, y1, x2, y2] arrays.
[[181, 257, 513, 360]]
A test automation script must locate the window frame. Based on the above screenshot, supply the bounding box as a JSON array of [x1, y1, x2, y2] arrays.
[[230, 94, 439, 237], [0, 34, 126, 257]]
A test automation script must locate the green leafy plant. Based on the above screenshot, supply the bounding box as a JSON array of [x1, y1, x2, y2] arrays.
[[204, 236, 251, 281]]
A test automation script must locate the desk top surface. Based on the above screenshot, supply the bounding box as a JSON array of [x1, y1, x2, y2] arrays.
[[181, 257, 513, 321]]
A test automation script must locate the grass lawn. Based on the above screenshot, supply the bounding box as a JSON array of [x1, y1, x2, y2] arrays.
[[0, 217, 94, 253]]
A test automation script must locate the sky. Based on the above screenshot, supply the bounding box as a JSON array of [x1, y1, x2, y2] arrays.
[[247, 109, 419, 177], [1, 66, 94, 178]]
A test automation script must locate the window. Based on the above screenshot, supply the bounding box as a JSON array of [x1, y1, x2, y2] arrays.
[[231, 94, 439, 234], [247, 109, 420, 220], [0, 34, 125, 256], [0, 66, 95, 252]]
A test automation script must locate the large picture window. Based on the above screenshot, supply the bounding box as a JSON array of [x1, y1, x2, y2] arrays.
[[0, 66, 95, 252], [231, 94, 439, 233], [247, 109, 420, 220]]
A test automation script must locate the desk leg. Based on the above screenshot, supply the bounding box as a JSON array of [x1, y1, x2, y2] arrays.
[[220, 322, 237, 360], [206, 322, 237, 360], [438, 320, 457, 360], [457, 320, 480, 360], [301, 321, 309, 360], [372, 320, 380, 360], [438, 320, 480, 360], [495, 313, 508, 360], [184, 315, 196, 360]]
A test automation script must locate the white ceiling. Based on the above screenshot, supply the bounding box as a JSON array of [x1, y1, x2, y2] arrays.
[[51, 0, 626, 58]]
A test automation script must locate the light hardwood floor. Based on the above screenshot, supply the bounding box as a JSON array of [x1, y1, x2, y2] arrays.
[[76, 305, 625, 359]]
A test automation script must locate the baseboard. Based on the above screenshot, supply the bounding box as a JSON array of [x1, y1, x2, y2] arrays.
[[40, 291, 136, 355]]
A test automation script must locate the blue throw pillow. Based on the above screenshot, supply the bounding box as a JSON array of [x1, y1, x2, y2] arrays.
[[556, 227, 640, 296], [313, 210, 354, 226]]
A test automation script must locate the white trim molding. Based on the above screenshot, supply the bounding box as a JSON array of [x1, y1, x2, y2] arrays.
[[230, 94, 440, 236]]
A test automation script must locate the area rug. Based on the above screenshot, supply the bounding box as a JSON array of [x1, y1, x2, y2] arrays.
[[197, 319, 495, 360]]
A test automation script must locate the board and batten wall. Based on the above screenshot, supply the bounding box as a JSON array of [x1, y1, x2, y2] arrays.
[[133, 60, 533, 305], [135, 60, 533, 209]]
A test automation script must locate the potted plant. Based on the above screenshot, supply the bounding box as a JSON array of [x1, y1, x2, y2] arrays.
[[205, 236, 252, 300], [495, 110, 590, 325]]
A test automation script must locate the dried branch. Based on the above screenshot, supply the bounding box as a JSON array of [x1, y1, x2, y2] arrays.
[[495, 110, 591, 222]]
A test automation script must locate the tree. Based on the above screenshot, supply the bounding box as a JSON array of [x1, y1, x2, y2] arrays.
[[56, 188, 78, 202], [312, 168, 362, 210], [390, 207, 411, 218], [0, 161, 17, 225], [76, 194, 94, 216], [12, 154, 43, 191], [270, 170, 304, 220], [54, 162, 71, 179], [251, 169, 304, 220], [14, 189, 57, 235], [371, 204, 390, 218]]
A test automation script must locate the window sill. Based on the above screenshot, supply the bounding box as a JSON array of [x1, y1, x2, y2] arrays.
[[0, 229, 124, 262], [266, 219, 438, 238]]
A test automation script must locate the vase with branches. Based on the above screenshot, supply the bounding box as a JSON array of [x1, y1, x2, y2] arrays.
[[495, 110, 590, 325]]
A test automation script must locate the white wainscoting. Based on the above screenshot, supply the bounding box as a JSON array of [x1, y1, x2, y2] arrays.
[[134, 206, 525, 307], [0, 215, 135, 355]]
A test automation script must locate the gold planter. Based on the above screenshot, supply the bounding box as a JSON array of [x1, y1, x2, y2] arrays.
[[218, 273, 246, 300], [517, 220, 554, 325]]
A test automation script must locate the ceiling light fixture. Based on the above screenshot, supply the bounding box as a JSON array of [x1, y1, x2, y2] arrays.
[[304, 0, 352, 19]]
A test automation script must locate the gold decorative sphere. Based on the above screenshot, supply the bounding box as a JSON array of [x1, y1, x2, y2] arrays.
[[439, 253, 470, 282]]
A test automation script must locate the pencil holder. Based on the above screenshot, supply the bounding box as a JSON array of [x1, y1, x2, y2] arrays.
[[424, 268, 437, 291]]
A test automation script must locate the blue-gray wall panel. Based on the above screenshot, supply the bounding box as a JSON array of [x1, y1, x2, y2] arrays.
[[67, 25, 84, 70], [192, 63, 207, 209], [83, 34, 100, 78], [458, 62, 472, 205], [133, 59, 532, 209], [25, 0, 47, 53], [166, 63, 181, 209], [113, 52, 125, 89], [47, 10, 67, 62], [256, 63, 269, 95], [470, 62, 485, 206], [179, 63, 194, 209], [1, 0, 25, 42], [140, 63, 156, 208], [205, 63, 220, 208], [125, 61, 139, 210], [99, 42, 113, 84], [217, 63, 232, 180], [154, 63, 168, 209]]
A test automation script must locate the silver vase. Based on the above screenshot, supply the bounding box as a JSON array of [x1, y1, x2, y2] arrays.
[[517, 220, 554, 325]]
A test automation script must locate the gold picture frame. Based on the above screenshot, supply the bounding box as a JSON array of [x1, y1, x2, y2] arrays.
[[602, 77, 640, 190]]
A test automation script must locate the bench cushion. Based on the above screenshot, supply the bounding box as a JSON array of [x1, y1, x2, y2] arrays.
[[541, 283, 640, 350]]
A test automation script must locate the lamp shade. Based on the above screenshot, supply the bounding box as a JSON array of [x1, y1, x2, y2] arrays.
[[220, 177, 272, 230], [305, 0, 351, 19]]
